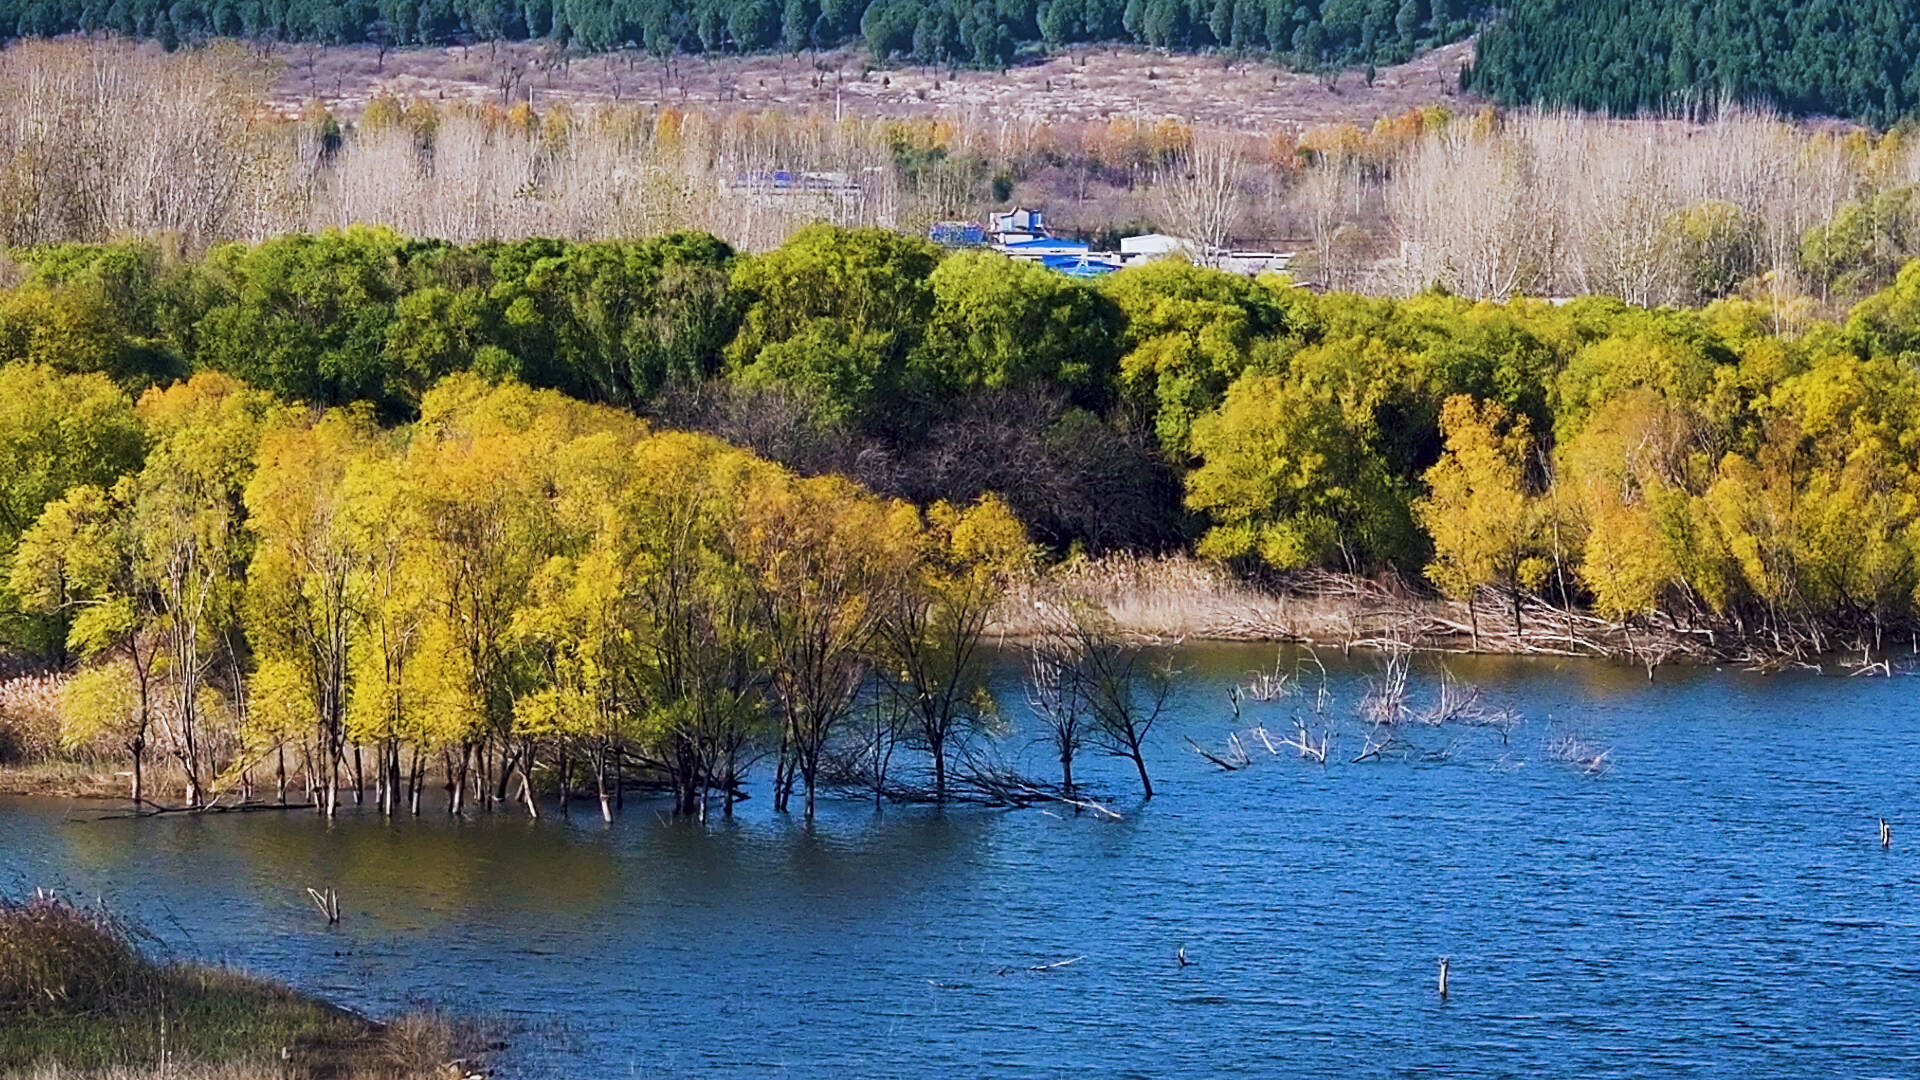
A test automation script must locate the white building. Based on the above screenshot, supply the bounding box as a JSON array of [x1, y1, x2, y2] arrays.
[[1120, 233, 1200, 262]]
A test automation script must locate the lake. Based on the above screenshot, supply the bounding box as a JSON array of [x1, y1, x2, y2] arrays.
[[4, 644, 1919, 1078]]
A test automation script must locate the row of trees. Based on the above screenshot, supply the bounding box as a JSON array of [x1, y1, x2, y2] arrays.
[[7, 370, 1080, 816], [0, 0, 1479, 67], [18, 41, 1920, 310], [14, 222, 1920, 658]]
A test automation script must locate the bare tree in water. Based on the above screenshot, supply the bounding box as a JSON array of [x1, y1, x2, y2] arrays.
[[1032, 599, 1170, 799]]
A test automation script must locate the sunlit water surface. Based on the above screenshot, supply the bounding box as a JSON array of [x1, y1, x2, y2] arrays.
[[6, 645, 1920, 1078]]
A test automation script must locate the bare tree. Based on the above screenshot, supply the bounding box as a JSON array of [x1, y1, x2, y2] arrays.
[[1153, 130, 1249, 265], [1033, 599, 1169, 799], [1026, 630, 1085, 792]]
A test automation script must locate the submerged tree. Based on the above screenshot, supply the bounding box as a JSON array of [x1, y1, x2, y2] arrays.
[[883, 495, 1029, 802], [1033, 599, 1169, 799]]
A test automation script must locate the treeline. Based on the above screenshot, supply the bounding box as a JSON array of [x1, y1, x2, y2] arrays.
[[1469, 0, 1920, 125], [0, 0, 1481, 66], [12, 224, 1920, 650], [9, 367, 1046, 817], [10, 227, 1920, 812]]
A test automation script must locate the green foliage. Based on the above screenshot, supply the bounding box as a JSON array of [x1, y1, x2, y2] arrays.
[[1099, 259, 1300, 457], [15, 226, 1920, 689], [916, 250, 1122, 405], [726, 224, 938, 429], [1470, 0, 1920, 126], [1799, 186, 1920, 300], [192, 227, 438, 416], [1414, 395, 1546, 626], [1185, 371, 1415, 571], [0, 365, 145, 651], [0, 0, 1480, 68]]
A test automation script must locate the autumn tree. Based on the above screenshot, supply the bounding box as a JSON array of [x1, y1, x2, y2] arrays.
[[1414, 395, 1547, 644], [882, 495, 1028, 802]]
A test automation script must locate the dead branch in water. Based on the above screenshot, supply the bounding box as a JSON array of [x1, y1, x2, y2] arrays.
[[1186, 733, 1251, 771], [1359, 644, 1412, 725], [1548, 731, 1613, 776], [1278, 718, 1331, 764], [828, 748, 1124, 820]]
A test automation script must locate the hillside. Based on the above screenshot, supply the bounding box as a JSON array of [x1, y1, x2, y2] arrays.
[[0, 0, 1482, 68], [271, 40, 1478, 130]]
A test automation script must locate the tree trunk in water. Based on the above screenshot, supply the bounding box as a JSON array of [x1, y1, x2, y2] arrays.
[[130, 740, 144, 810], [772, 728, 791, 813], [1060, 753, 1074, 794], [1132, 748, 1153, 800], [801, 746, 819, 820], [1469, 594, 1480, 652], [930, 730, 947, 804], [494, 743, 513, 809], [352, 744, 364, 805], [450, 746, 469, 815], [596, 745, 611, 823], [324, 744, 337, 820], [518, 742, 539, 818]]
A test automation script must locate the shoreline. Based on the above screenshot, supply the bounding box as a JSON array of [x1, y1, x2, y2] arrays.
[[0, 893, 490, 1079], [992, 555, 1890, 672]]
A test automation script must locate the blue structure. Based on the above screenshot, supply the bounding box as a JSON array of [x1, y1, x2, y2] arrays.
[[1002, 236, 1090, 258], [1039, 253, 1120, 277], [929, 221, 988, 247]]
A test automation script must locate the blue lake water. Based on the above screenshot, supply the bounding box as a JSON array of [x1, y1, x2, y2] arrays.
[[4, 644, 1920, 1078]]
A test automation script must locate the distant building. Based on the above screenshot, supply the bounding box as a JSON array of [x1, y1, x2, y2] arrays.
[[988, 207, 1046, 241], [1218, 250, 1296, 276], [720, 169, 861, 196], [1039, 253, 1121, 277], [929, 221, 987, 247], [1001, 236, 1090, 259], [1120, 233, 1200, 262]]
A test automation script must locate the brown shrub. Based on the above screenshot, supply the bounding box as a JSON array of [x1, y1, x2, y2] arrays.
[[0, 893, 144, 1018], [0, 672, 66, 764]]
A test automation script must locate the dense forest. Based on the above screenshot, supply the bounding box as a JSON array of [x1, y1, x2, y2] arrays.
[[9, 225, 1920, 639], [8, 224, 1920, 814], [1468, 0, 1920, 125], [0, 0, 1482, 65], [7, 0, 1920, 124]]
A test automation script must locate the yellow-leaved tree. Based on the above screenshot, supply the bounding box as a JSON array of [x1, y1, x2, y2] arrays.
[[882, 494, 1031, 803], [1414, 395, 1548, 646], [243, 407, 386, 815]]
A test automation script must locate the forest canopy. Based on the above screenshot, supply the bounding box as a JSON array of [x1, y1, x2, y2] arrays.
[[9, 225, 1920, 816], [11, 223, 1920, 657], [1467, 0, 1920, 125], [0, 0, 1483, 69]]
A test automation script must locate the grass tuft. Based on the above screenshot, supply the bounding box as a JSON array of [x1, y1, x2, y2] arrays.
[[0, 894, 486, 1080]]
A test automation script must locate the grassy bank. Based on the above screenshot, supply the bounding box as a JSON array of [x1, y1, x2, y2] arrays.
[[0, 895, 483, 1079], [993, 554, 1772, 668]]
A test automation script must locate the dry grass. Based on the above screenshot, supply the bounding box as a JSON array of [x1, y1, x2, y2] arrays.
[[268, 40, 1479, 132], [0, 760, 142, 800], [0, 673, 67, 765], [0, 894, 486, 1080], [994, 553, 1427, 643], [994, 553, 1725, 664]]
